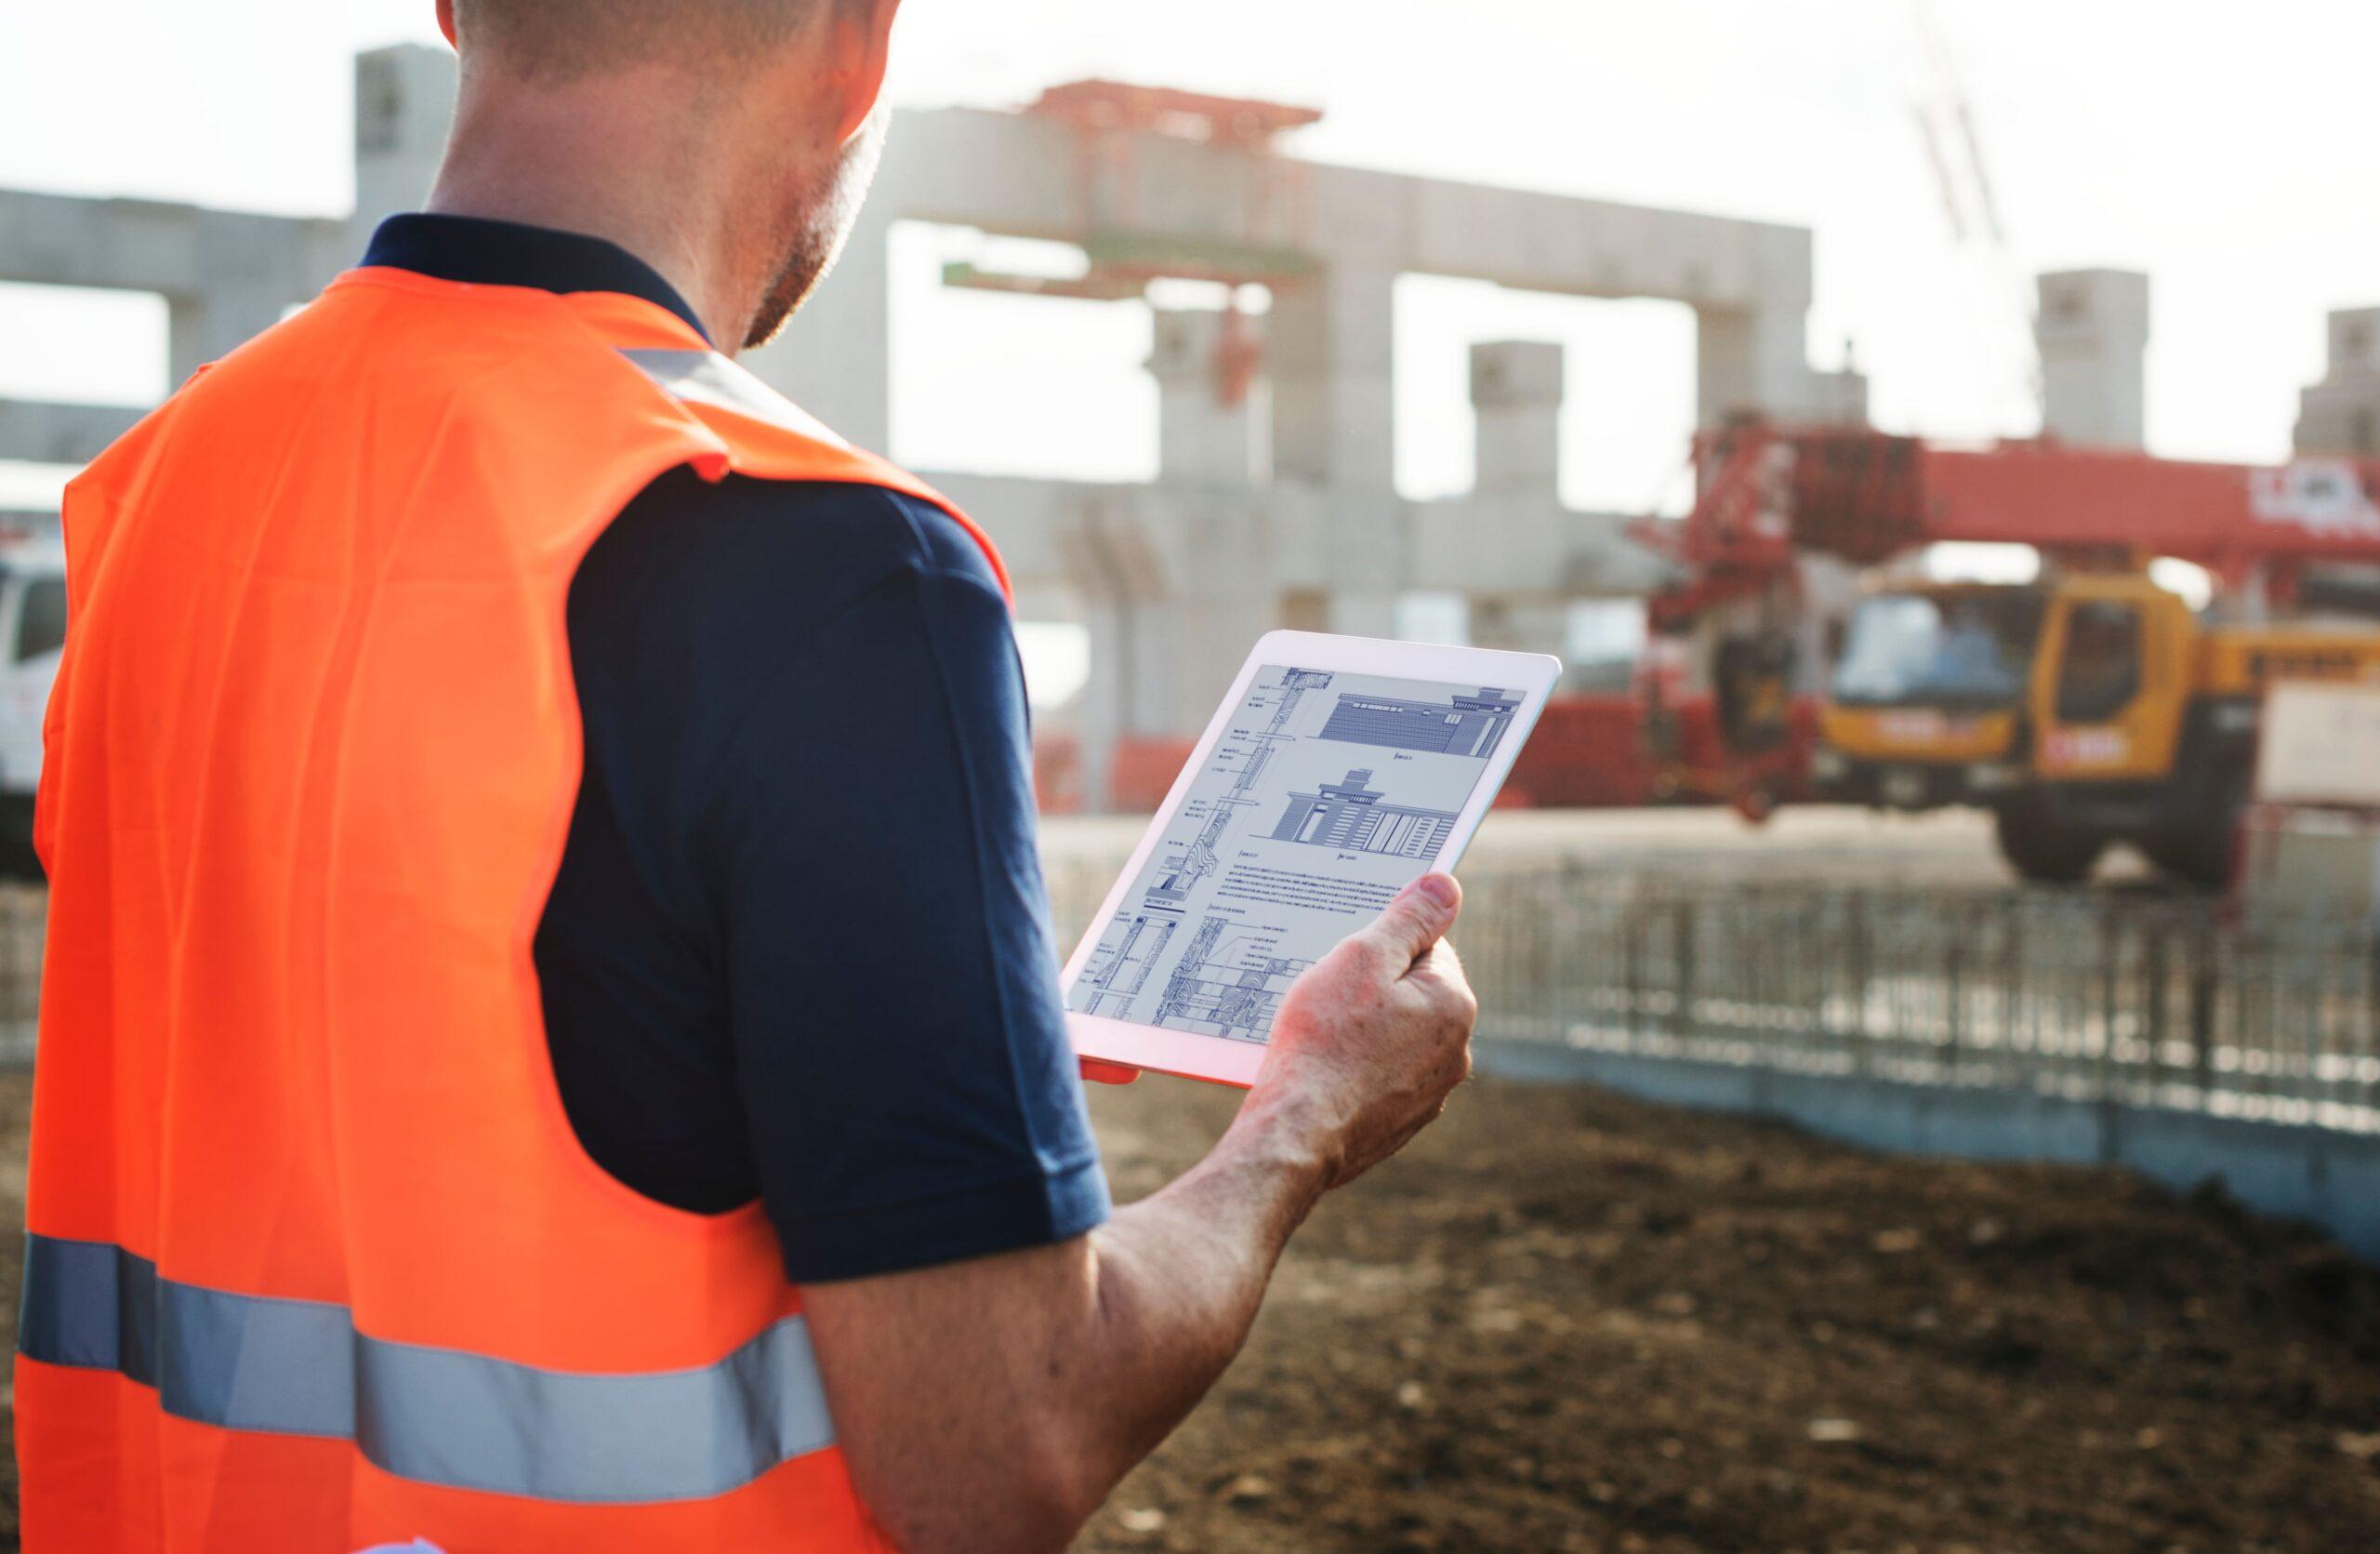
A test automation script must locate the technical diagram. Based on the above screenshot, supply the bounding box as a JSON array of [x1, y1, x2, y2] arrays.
[[1069, 663, 1502, 1045], [1141, 668, 1333, 910], [1268, 768, 1458, 859], [1151, 917, 1313, 1043], [1074, 912, 1179, 1018], [1316, 686, 1522, 759]]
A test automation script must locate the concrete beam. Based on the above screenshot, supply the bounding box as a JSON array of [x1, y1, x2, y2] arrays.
[[751, 100, 1827, 442], [0, 189, 341, 300], [869, 107, 1809, 313], [0, 400, 143, 467], [0, 189, 346, 382], [0, 511, 62, 541], [928, 463, 1661, 604], [0, 42, 1829, 798]]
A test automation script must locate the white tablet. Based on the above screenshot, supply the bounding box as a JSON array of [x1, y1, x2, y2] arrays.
[[1062, 631, 1562, 1087]]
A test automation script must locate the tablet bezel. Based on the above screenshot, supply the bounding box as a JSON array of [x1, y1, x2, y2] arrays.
[[1061, 631, 1563, 1087]]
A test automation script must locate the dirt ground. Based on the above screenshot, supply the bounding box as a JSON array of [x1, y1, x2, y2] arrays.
[[1073, 1075, 2380, 1554], [0, 1069, 2374, 1552]]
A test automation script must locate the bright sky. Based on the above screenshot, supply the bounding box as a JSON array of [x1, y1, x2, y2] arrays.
[[4, 0, 2374, 521]]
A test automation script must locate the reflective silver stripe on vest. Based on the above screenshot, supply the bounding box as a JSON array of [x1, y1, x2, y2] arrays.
[[621, 348, 846, 445], [18, 1233, 837, 1504]]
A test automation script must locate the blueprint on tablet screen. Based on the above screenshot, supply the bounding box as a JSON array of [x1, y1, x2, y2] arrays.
[[1068, 665, 1522, 1044]]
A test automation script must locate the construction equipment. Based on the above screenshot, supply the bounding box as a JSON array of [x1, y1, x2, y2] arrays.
[[1644, 420, 2380, 884]]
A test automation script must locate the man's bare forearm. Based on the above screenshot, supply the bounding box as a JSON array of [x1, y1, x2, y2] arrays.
[[807, 882, 1472, 1554], [1056, 1087, 1345, 1494], [806, 1088, 1346, 1554]]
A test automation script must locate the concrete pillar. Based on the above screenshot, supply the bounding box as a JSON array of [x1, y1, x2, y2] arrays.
[[1269, 264, 1396, 492], [1078, 583, 1276, 812], [1695, 226, 1819, 425], [1075, 598, 1134, 815], [1469, 339, 1562, 496], [351, 46, 457, 242], [2036, 268, 2149, 449], [1807, 365, 1871, 429], [1467, 597, 1570, 661], [2296, 307, 2380, 457], [1271, 263, 1400, 642], [741, 205, 894, 452], [1149, 308, 1261, 487], [1697, 308, 1811, 426], [1065, 494, 1286, 813], [1068, 497, 1154, 815]]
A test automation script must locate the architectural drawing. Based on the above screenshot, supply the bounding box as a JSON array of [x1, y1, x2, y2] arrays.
[[1268, 769, 1459, 859], [1070, 664, 1500, 1044], [1152, 917, 1313, 1043], [1074, 912, 1179, 1018], [1317, 686, 1524, 760], [1142, 668, 1333, 910]]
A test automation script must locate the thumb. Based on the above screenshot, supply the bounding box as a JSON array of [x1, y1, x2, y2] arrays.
[[1356, 873, 1461, 967]]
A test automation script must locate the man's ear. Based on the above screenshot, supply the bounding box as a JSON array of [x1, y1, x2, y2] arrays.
[[436, 0, 457, 49], [826, 0, 901, 143]]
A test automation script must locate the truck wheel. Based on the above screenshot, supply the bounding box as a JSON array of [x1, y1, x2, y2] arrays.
[[2144, 765, 2248, 890], [1994, 799, 2107, 885], [2143, 832, 2229, 890], [0, 793, 36, 883]]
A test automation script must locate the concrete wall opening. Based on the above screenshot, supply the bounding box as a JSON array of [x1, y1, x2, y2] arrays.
[[0, 283, 168, 405], [1393, 274, 1697, 515], [887, 222, 1158, 485]]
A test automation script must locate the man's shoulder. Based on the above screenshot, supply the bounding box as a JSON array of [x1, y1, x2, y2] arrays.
[[618, 469, 1000, 599]]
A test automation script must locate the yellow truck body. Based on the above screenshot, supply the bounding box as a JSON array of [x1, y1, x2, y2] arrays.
[[1814, 571, 2380, 883]]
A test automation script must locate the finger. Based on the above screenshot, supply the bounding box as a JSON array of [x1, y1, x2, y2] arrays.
[[1078, 1058, 1141, 1086], [1354, 873, 1461, 970]]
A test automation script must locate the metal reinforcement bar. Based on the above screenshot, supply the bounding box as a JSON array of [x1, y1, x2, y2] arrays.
[[1044, 858, 2380, 1257], [1046, 860, 2380, 1137], [1451, 871, 2380, 1136], [0, 885, 39, 1064]]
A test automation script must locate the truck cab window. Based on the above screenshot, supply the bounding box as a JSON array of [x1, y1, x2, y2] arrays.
[[1830, 591, 2041, 710], [2055, 601, 2141, 724], [15, 578, 66, 664]]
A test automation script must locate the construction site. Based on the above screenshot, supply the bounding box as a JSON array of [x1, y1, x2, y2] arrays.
[[5, 16, 2380, 1552]]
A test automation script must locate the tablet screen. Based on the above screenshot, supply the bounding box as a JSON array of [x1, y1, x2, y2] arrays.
[[1067, 664, 1523, 1044]]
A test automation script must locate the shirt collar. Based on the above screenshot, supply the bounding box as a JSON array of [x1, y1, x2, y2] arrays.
[[363, 214, 712, 344]]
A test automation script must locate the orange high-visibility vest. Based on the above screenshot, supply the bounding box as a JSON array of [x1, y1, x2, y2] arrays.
[[17, 263, 1009, 1552]]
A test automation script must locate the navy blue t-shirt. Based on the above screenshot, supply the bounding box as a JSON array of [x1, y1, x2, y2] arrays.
[[364, 216, 1108, 1283]]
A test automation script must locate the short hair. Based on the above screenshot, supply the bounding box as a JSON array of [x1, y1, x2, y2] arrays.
[[454, 0, 825, 81]]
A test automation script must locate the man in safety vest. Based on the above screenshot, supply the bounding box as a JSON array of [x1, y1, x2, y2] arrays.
[[16, 2, 1477, 1550]]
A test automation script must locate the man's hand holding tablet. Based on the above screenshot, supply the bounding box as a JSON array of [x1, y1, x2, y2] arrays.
[[815, 639, 1542, 1552], [1064, 631, 1558, 1085], [1246, 870, 1478, 1189]]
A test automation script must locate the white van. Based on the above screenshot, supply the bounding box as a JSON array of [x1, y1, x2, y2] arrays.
[[0, 535, 66, 878]]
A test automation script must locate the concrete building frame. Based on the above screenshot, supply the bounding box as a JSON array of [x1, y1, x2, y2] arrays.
[[0, 45, 1875, 806]]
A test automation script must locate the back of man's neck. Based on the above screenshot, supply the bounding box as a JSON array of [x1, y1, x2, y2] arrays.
[[428, 77, 751, 347]]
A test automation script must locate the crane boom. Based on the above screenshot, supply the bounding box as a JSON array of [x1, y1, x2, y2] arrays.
[[1658, 422, 2380, 593]]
